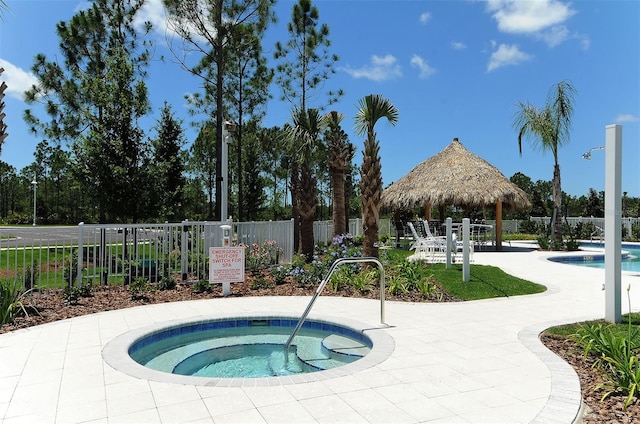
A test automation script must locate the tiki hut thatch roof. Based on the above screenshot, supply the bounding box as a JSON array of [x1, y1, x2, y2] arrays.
[[381, 138, 531, 210]]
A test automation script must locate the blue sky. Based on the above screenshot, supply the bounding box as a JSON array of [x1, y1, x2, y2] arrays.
[[1, 0, 638, 198]]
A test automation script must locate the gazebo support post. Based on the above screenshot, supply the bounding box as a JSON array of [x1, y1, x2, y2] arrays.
[[424, 202, 431, 223], [495, 201, 503, 251]]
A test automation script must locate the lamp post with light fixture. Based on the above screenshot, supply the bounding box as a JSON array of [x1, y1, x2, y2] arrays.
[[221, 121, 236, 222], [31, 176, 37, 226]]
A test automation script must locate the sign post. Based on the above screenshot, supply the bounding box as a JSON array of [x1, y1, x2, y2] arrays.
[[209, 247, 244, 296]]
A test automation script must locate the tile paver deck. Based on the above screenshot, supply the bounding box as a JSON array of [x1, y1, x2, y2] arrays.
[[1, 241, 638, 423]]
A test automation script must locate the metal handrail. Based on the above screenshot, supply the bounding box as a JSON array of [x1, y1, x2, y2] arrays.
[[591, 225, 605, 242], [284, 257, 386, 348]]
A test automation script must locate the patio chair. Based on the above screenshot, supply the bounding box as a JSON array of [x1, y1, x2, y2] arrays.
[[407, 222, 446, 252], [407, 222, 474, 263]]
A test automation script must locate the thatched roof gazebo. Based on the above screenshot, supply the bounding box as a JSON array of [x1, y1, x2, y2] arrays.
[[381, 138, 531, 250]]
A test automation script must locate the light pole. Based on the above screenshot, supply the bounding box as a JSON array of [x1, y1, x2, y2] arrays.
[[31, 176, 37, 226], [221, 121, 236, 222], [582, 124, 623, 323]]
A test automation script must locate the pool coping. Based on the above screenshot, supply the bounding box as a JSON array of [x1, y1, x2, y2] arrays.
[[102, 312, 395, 387]]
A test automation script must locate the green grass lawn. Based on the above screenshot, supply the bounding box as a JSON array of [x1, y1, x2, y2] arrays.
[[381, 248, 546, 300], [427, 262, 546, 300], [545, 312, 640, 337]]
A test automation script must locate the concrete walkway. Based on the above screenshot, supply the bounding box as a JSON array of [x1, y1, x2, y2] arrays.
[[1, 242, 638, 423]]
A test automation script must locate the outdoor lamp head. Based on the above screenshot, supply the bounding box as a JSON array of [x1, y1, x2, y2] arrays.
[[224, 121, 236, 132]]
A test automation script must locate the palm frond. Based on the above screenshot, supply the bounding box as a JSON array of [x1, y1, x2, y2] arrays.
[[286, 107, 326, 162], [548, 80, 576, 148], [354, 94, 399, 136]]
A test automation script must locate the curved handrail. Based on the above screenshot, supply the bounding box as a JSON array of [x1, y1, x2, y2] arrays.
[[285, 257, 386, 348]]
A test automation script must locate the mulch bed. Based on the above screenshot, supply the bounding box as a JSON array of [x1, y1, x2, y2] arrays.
[[2, 278, 638, 422]]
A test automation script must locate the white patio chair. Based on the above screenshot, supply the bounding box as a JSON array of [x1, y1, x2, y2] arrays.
[[407, 222, 446, 252]]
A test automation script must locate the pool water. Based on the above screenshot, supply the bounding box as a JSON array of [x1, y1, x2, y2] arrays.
[[129, 318, 371, 378], [549, 242, 640, 272]]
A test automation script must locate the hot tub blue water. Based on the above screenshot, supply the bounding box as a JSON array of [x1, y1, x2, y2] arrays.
[[128, 317, 372, 378], [548, 242, 640, 272]]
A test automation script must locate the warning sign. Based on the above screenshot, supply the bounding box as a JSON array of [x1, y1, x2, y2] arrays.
[[209, 247, 245, 284]]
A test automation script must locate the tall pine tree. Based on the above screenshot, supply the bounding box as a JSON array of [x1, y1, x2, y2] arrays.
[[24, 0, 152, 223]]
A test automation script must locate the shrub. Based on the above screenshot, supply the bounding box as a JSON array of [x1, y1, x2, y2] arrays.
[[415, 278, 437, 299], [157, 275, 177, 291], [270, 265, 289, 285], [387, 275, 410, 296], [573, 287, 640, 408], [61, 280, 94, 305], [61, 286, 80, 305], [192, 279, 212, 294], [328, 266, 355, 293], [288, 253, 331, 288], [0, 281, 33, 325], [537, 234, 550, 250], [350, 269, 376, 293], [388, 260, 435, 299], [250, 274, 274, 290], [518, 219, 538, 234], [244, 240, 283, 272], [64, 251, 79, 285], [129, 277, 154, 301], [562, 223, 580, 251]]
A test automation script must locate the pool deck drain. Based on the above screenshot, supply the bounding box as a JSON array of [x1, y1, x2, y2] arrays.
[[1, 241, 639, 423]]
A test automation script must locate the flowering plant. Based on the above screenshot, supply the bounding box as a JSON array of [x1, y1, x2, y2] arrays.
[[243, 240, 283, 272]]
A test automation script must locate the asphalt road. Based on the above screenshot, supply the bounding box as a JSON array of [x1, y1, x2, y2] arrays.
[[0, 226, 157, 248]]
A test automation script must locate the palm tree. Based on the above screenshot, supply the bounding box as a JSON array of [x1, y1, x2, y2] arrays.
[[355, 94, 399, 258], [0, 1, 8, 19], [287, 107, 326, 261], [325, 110, 351, 238], [514, 80, 577, 247]]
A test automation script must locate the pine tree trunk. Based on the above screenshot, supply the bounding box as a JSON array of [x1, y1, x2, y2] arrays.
[[298, 162, 317, 261], [289, 161, 301, 252], [331, 167, 346, 238]]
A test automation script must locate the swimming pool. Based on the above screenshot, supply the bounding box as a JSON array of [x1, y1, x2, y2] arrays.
[[103, 314, 395, 386], [548, 242, 640, 272], [129, 317, 371, 378]]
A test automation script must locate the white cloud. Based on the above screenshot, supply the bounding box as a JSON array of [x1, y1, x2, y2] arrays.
[[0, 59, 39, 101], [451, 41, 467, 50], [574, 33, 591, 51], [487, 43, 533, 72], [486, 0, 576, 34], [486, 0, 577, 47], [538, 25, 569, 47], [410, 55, 436, 79], [419, 12, 431, 25], [615, 114, 639, 123], [135, 0, 168, 36], [136, 0, 213, 46], [343, 55, 402, 82], [73, 1, 91, 13]]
